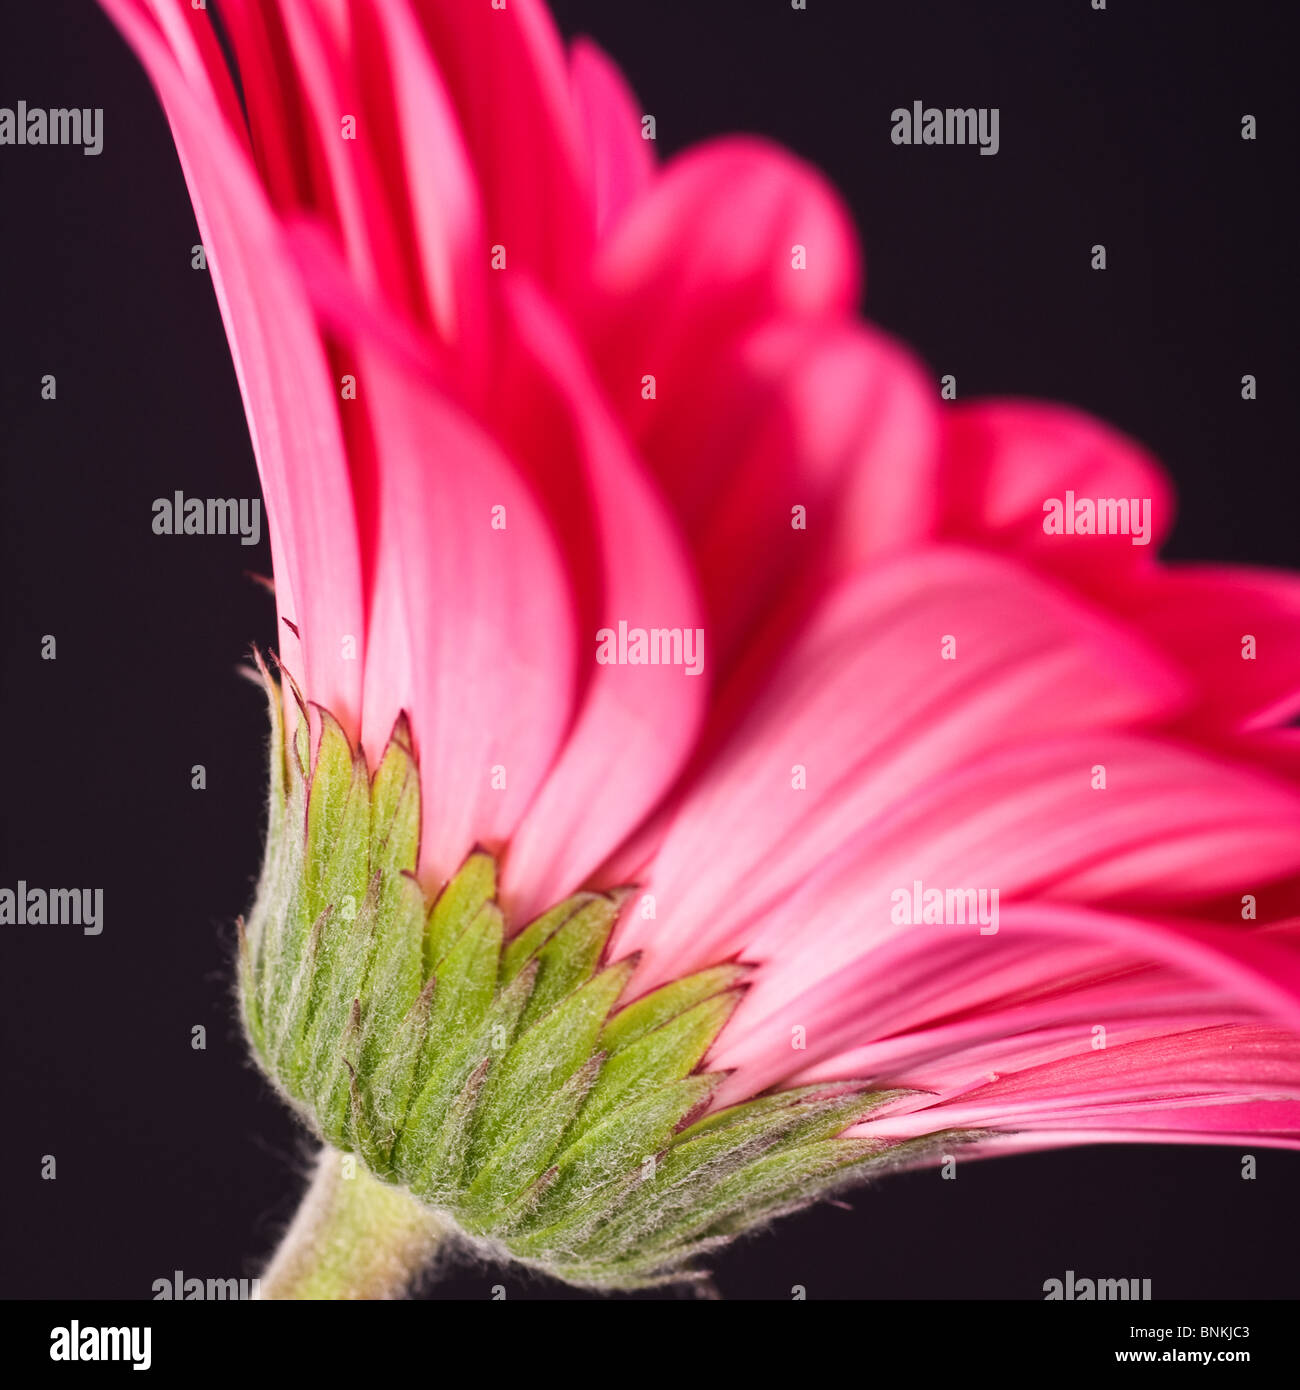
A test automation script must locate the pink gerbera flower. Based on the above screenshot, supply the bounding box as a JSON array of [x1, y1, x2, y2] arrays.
[[101, 0, 1300, 1294]]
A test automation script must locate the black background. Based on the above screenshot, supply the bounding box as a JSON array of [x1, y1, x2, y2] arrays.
[[1, 0, 1296, 1300]]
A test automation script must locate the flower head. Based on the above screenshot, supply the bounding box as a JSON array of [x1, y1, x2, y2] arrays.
[[104, 0, 1300, 1290]]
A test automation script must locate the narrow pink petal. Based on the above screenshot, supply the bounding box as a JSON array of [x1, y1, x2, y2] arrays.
[[791, 925, 1300, 1093], [904, 1118, 1300, 1157], [220, 0, 317, 209], [715, 909, 1300, 1106], [274, 0, 417, 310], [714, 732, 1300, 1049], [139, 0, 249, 144], [413, 0, 592, 294], [497, 280, 707, 920], [617, 547, 1188, 985], [856, 1025, 1300, 1138], [349, 340, 579, 888], [358, 0, 491, 384]]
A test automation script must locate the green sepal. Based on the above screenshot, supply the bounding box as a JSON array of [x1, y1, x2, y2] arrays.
[[461, 1053, 604, 1230], [576, 989, 741, 1135], [424, 849, 495, 975], [517, 892, 626, 1029], [499, 893, 598, 984], [398, 962, 538, 1200], [679, 1081, 902, 1145], [516, 1073, 721, 1243], [600, 963, 749, 1054], [240, 674, 933, 1290], [467, 961, 635, 1169]]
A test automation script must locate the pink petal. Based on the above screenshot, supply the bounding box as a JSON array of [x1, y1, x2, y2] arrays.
[[348, 338, 579, 889], [717, 908, 1300, 1106], [412, 0, 592, 295], [357, 0, 491, 384], [219, 0, 317, 208], [496, 280, 707, 920], [856, 1024, 1300, 1140], [717, 733, 1300, 1050], [273, 0, 416, 309], [937, 399, 1174, 579], [570, 39, 654, 238], [647, 319, 941, 676], [617, 547, 1189, 985], [139, 0, 249, 142], [587, 136, 861, 477], [1120, 565, 1300, 731]]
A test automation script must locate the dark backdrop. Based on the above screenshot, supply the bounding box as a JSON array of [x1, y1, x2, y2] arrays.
[[1, 0, 1296, 1300]]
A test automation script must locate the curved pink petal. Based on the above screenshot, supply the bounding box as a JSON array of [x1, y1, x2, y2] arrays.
[[716, 909, 1300, 1106], [570, 38, 654, 238], [649, 319, 941, 676], [1119, 565, 1300, 732], [937, 399, 1174, 580], [587, 137, 860, 471], [412, 0, 592, 295], [496, 280, 707, 920], [617, 547, 1189, 985], [352, 344, 578, 888]]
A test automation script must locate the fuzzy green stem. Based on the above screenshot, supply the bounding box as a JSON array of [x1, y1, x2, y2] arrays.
[[259, 1149, 450, 1300]]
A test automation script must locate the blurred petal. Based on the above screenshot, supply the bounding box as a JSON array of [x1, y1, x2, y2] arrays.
[[938, 400, 1174, 579], [589, 137, 860, 462], [570, 38, 654, 237], [1122, 565, 1300, 731]]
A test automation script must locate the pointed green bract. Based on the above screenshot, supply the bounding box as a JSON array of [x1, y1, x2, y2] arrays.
[[600, 962, 748, 1054], [369, 715, 419, 873], [578, 990, 741, 1134], [518, 894, 625, 1028], [240, 676, 918, 1289], [499, 894, 595, 984], [424, 850, 495, 974]]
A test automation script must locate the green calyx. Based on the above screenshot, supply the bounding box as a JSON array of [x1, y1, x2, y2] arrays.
[[240, 668, 928, 1290]]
